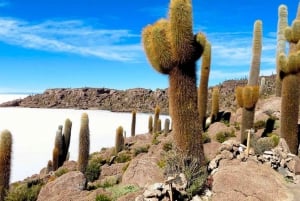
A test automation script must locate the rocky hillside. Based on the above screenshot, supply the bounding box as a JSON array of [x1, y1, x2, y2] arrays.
[[0, 75, 276, 114]]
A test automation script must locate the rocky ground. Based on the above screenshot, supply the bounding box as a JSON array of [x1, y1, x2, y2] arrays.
[[5, 89, 300, 201]]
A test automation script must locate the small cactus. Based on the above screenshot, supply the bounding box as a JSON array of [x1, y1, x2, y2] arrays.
[[148, 115, 153, 134], [131, 110, 136, 137], [164, 118, 170, 136], [78, 113, 90, 174], [0, 130, 12, 201], [115, 126, 124, 153]]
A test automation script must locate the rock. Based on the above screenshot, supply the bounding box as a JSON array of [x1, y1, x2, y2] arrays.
[[37, 171, 91, 201], [122, 154, 164, 187], [212, 159, 292, 201], [100, 163, 125, 179], [204, 141, 222, 161], [220, 150, 234, 160], [294, 158, 300, 175], [287, 160, 296, 173], [143, 189, 162, 198], [208, 155, 222, 171]]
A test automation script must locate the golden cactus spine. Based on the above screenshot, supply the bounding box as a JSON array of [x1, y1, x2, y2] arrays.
[[0, 130, 12, 201], [115, 126, 124, 153], [248, 20, 262, 86], [235, 86, 259, 144], [78, 113, 90, 173], [131, 110, 136, 136], [211, 87, 219, 123], [275, 5, 288, 96], [198, 42, 211, 130], [142, 0, 205, 163]]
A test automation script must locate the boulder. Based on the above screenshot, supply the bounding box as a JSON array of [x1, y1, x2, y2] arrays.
[[212, 159, 293, 201], [204, 141, 222, 161]]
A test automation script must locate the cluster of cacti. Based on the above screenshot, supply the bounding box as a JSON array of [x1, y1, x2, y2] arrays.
[[0, 130, 12, 201], [142, 0, 205, 162], [78, 113, 90, 173], [236, 86, 259, 144], [115, 126, 124, 153], [51, 118, 72, 171], [211, 87, 219, 123], [164, 118, 170, 136], [131, 110, 136, 136], [153, 105, 160, 134], [277, 3, 300, 154], [148, 115, 153, 133], [275, 5, 288, 96], [198, 42, 211, 130]]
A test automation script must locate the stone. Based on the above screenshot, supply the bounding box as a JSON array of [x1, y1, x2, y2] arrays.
[[208, 155, 222, 171], [294, 158, 300, 175], [204, 141, 222, 161], [220, 150, 234, 160], [287, 159, 296, 173], [192, 195, 202, 201], [212, 159, 292, 201], [37, 171, 93, 201], [143, 189, 162, 198]]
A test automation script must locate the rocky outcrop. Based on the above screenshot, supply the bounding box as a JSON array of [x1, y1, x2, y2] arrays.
[[0, 87, 169, 114]]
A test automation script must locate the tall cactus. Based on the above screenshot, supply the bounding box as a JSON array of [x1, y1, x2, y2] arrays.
[[148, 115, 153, 134], [0, 130, 12, 201], [248, 20, 262, 86], [54, 126, 65, 168], [275, 5, 288, 96], [211, 87, 219, 123], [278, 3, 300, 154], [142, 0, 205, 162], [78, 113, 90, 174], [198, 41, 211, 130], [236, 86, 259, 144], [115, 126, 124, 153], [131, 110, 136, 137], [153, 105, 160, 134], [164, 118, 170, 136], [63, 118, 72, 161]]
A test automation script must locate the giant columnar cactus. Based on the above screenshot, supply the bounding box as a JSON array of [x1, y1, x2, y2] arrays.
[[164, 118, 170, 136], [78, 113, 90, 174], [236, 86, 259, 144], [275, 5, 288, 97], [278, 4, 300, 154], [54, 127, 65, 168], [211, 87, 219, 123], [131, 110, 136, 137], [198, 41, 211, 130], [0, 130, 12, 201], [115, 126, 124, 153], [248, 20, 262, 86], [63, 118, 72, 161], [142, 0, 205, 162], [153, 105, 160, 134]]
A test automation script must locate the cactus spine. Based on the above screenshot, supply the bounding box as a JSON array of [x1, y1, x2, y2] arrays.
[[278, 3, 300, 154], [276, 5, 288, 96], [115, 126, 124, 153], [78, 113, 90, 174], [142, 0, 205, 162], [148, 115, 153, 134], [236, 86, 259, 144], [198, 41, 211, 130], [153, 105, 160, 134], [131, 110, 136, 137], [248, 20, 262, 86], [0, 130, 12, 201], [211, 87, 219, 123]]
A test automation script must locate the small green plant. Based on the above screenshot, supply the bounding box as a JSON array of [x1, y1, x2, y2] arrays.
[[86, 157, 103, 182], [202, 132, 211, 144], [115, 152, 131, 163], [95, 194, 112, 201], [233, 122, 240, 130], [54, 168, 69, 177], [122, 162, 130, 172], [215, 130, 235, 143], [152, 132, 160, 145], [106, 185, 140, 201], [162, 142, 173, 152], [254, 120, 266, 130], [268, 133, 280, 147], [251, 136, 276, 155], [133, 145, 150, 156], [5, 182, 42, 201], [157, 160, 166, 169]]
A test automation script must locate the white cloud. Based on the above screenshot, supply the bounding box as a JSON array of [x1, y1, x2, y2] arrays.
[[0, 18, 142, 61]]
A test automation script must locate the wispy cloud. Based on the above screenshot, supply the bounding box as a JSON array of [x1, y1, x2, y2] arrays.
[[0, 18, 142, 61]]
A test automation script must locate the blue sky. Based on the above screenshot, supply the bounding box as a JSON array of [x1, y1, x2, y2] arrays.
[[0, 0, 298, 93]]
